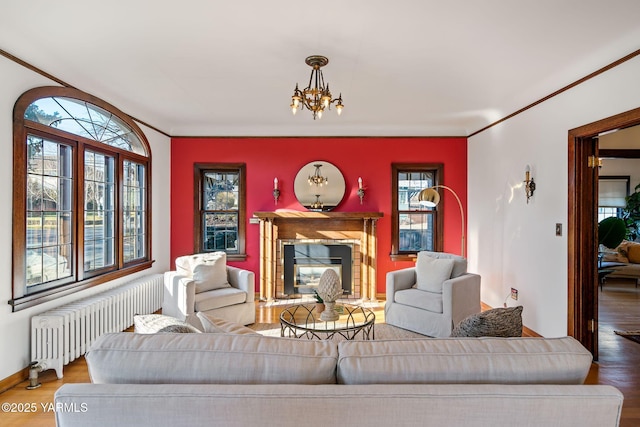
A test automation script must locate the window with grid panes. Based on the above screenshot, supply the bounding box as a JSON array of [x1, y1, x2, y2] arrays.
[[11, 87, 152, 311], [194, 163, 246, 261], [391, 164, 443, 260]]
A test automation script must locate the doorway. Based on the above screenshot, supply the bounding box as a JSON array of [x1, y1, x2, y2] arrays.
[[568, 106, 640, 358]]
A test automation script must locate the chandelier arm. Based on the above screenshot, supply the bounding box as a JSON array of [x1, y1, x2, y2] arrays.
[[319, 69, 325, 92], [301, 96, 312, 111], [307, 68, 315, 93]]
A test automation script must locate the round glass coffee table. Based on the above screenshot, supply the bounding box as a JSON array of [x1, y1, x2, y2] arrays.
[[279, 303, 375, 340]]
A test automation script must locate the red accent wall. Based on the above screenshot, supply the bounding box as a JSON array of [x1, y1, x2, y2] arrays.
[[170, 137, 467, 295]]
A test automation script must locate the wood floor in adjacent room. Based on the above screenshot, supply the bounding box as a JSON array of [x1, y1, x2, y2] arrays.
[[1, 293, 639, 426], [585, 279, 640, 427]]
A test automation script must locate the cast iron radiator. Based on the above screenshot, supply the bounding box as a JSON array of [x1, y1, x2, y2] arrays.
[[30, 273, 163, 378]]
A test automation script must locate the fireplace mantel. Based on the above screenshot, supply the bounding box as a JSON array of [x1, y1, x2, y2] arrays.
[[253, 211, 383, 220], [253, 211, 383, 301]]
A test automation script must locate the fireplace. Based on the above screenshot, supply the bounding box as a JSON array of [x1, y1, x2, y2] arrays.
[[283, 243, 353, 296], [253, 211, 383, 301]]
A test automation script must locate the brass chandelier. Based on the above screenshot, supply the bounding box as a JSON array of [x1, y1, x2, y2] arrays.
[[308, 163, 328, 186], [290, 55, 344, 120]]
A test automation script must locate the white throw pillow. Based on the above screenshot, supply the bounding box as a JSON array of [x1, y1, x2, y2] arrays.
[[174, 252, 230, 293], [192, 258, 230, 293], [415, 254, 454, 293], [174, 254, 193, 276], [134, 314, 202, 334], [197, 312, 257, 335], [175, 252, 227, 275]]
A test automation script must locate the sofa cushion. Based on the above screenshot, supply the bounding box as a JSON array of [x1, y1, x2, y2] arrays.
[[450, 306, 523, 338], [415, 254, 454, 293], [336, 337, 593, 385], [196, 312, 257, 335], [194, 287, 247, 312], [86, 333, 338, 385], [134, 314, 202, 334], [54, 383, 625, 427], [394, 288, 443, 313]]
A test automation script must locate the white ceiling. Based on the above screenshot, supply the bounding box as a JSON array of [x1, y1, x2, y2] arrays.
[[1, 0, 640, 137]]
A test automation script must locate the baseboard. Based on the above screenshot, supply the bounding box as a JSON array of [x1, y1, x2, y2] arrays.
[[0, 367, 28, 394]]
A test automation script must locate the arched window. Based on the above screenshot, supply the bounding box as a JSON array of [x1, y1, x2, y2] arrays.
[[11, 87, 152, 310]]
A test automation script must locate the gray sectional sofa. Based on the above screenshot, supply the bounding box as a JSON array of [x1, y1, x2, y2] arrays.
[[54, 332, 623, 426]]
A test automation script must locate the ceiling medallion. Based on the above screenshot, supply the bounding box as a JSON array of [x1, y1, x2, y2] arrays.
[[290, 55, 344, 120]]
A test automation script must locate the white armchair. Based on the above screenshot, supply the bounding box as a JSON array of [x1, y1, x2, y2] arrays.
[[385, 251, 480, 337], [163, 252, 255, 329]]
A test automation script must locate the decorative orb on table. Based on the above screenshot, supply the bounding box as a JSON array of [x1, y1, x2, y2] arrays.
[[317, 269, 342, 321]]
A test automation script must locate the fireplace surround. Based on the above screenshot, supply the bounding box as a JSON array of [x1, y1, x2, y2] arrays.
[[253, 211, 383, 301]]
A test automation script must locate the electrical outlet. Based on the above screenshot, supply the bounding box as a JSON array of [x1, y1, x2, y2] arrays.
[[555, 223, 562, 236], [510, 287, 518, 300]]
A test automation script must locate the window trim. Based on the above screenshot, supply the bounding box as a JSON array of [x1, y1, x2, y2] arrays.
[[11, 86, 153, 311], [390, 163, 443, 261], [193, 163, 247, 261]]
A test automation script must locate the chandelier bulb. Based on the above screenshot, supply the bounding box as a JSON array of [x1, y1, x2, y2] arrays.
[[335, 93, 344, 115]]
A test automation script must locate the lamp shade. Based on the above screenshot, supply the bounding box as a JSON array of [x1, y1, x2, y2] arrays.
[[418, 188, 440, 207]]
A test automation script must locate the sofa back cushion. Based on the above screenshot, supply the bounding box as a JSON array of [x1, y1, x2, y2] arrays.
[[336, 337, 592, 385], [87, 333, 338, 385], [54, 383, 624, 427]]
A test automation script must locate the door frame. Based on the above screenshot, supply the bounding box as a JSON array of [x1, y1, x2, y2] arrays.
[[568, 106, 640, 357]]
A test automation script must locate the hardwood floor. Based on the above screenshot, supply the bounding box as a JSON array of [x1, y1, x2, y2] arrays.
[[585, 279, 640, 427], [1, 295, 638, 426]]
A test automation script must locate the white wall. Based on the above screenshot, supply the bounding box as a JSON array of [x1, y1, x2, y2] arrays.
[[468, 55, 640, 337], [0, 55, 171, 381], [600, 158, 640, 192]]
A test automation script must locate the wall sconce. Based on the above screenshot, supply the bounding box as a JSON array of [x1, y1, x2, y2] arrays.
[[524, 165, 536, 204], [357, 177, 365, 204], [273, 177, 280, 205]]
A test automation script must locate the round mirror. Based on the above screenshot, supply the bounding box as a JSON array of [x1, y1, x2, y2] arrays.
[[294, 161, 346, 211]]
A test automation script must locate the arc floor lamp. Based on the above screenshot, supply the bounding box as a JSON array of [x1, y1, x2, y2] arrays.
[[418, 185, 465, 258]]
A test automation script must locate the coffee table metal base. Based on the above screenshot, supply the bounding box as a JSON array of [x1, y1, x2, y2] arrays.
[[279, 303, 375, 340]]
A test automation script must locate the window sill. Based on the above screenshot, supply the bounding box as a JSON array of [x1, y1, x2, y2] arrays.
[[390, 253, 418, 262], [9, 261, 154, 312], [227, 254, 247, 262]]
